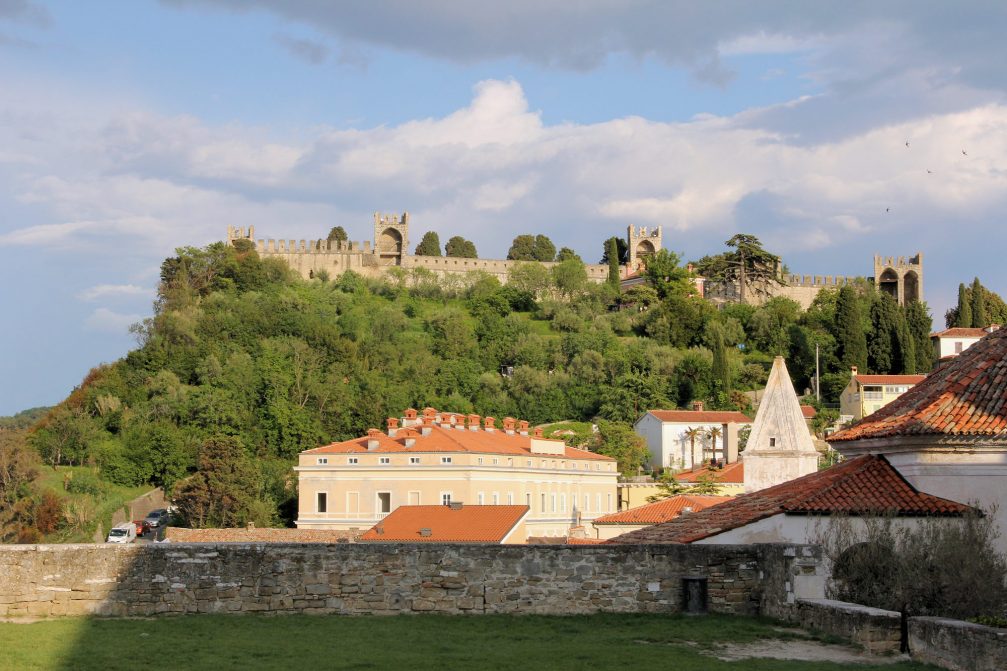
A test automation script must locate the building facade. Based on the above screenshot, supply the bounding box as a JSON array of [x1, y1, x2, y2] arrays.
[[930, 326, 994, 365], [295, 408, 619, 541], [634, 403, 751, 470], [839, 367, 926, 422]]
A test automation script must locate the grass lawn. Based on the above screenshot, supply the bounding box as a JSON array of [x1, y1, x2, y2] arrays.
[[0, 613, 938, 671]]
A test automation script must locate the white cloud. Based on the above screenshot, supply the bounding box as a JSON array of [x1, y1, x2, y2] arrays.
[[77, 284, 154, 301], [83, 308, 144, 334]]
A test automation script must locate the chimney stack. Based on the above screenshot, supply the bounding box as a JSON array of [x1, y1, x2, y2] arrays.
[[420, 416, 433, 436], [367, 428, 381, 451], [851, 365, 858, 377], [532, 427, 544, 438], [386, 417, 399, 437], [468, 414, 480, 431], [484, 416, 496, 432], [503, 417, 516, 435], [419, 528, 432, 537], [518, 420, 529, 436], [692, 401, 704, 412], [402, 408, 419, 427]]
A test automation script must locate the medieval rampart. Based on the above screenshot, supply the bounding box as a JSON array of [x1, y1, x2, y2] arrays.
[[0, 542, 821, 618]]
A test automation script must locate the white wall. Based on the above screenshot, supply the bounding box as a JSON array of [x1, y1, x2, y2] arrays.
[[933, 336, 982, 360], [635, 414, 666, 469], [696, 512, 931, 545]]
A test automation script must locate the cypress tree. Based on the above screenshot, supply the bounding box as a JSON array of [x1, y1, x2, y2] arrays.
[[868, 294, 901, 374], [606, 238, 620, 287], [971, 277, 987, 328], [894, 307, 916, 374], [414, 231, 442, 256], [711, 326, 730, 394], [834, 285, 867, 371], [905, 301, 934, 372], [957, 283, 972, 328]]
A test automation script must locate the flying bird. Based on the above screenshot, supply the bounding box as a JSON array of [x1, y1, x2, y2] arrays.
[[886, 207, 891, 213], [962, 149, 968, 156], [905, 140, 910, 148], [927, 169, 933, 174]]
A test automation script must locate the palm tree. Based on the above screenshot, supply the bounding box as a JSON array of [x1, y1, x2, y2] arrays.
[[707, 426, 723, 466], [684, 427, 703, 470]]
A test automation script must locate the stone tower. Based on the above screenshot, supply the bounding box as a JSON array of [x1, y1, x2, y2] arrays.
[[373, 212, 409, 266], [627, 225, 663, 269], [743, 356, 819, 493], [873, 253, 923, 305]]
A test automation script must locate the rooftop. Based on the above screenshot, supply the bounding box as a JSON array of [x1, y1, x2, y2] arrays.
[[359, 505, 528, 543], [832, 326, 1007, 442], [593, 495, 730, 525], [676, 461, 744, 484], [854, 374, 927, 386], [644, 410, 751, 424], [607, 455, 972, 544], [801, 405, 817, 419], [930, 327, 990, 339]]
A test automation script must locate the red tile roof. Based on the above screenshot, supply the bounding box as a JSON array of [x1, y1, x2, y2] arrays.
[[606, 455, 972, 544], [164, 528, 359, 543], [832, 326, 1007, 441], [930, 327, 989, 339], [594, 495, 730, 525], [854, 374, 927, 385], [676, 461, 744, 484], [646, 410, 752, 424], [359, 505, 528, 543], [801, 405, 817, 419], [304, 423, 613, 461]]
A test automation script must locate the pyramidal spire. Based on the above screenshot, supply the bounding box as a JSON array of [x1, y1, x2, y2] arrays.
[[743, 356, 819, 492]]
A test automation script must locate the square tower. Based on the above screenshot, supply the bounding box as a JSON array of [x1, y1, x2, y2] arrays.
[[873, 252, 923, 305], [627, 225, 663, 269], [373, 212, 410, 266]]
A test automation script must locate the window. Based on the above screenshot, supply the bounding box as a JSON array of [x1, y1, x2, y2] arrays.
[[955, 341, 964, 354], [441, 457, 453, 464], [526, 493, 531, 507], [348, 457, 359, 465], [477, 457, 483, 465], [316, 492, 327, 513], [526, 460, 532, 467], [492, 492, 499, 505], [769, 438, 776, 447], [507, 458, 513, 467], [379, 457, 391, 465], [377, 492, 392, 514], [441, 492, 452, 505], [492, 458, 499, 465], [316, 457, 328, 465], [409, 457, 420, 464], [541, 493, 546, 512], [507, 493, 514, 505], [551, 494, 557, 513], [478, 492, 485, 504]]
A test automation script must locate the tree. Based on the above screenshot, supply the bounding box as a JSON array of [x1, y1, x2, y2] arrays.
[[868, 294, 898, 374], [445, 236, 477, 258], [326, 226, 348, 243], [644, 249, 691, 300], [683, 427, 703, 470], [507, 235, 536, 261], [606, 238, 620, 287], [173, 436, 261, 529], [601, 236, 627, 265], [706, 426, 722, 465], [904, 301, 934, 372], [555, 247, 581, 263], [700, 234, 782, 303], [690, 471, 722, 495], [710, 325, 730, 394], [508, 262, 551, 297], [414, 231, 442, 256], [532, 235, 556, 262], [956, 283, 973, 328], [646, 472, 686, 502], [834, 285, 867, 371], [971, 277, 987, 328], [551, 258, 588, 298], [593, 420, 651, 476]]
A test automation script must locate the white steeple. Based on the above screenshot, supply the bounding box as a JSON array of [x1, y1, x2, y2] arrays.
[[743, 356, 819, 492]]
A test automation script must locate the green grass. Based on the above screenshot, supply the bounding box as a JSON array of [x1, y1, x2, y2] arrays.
[[0, 613, 938, 671], [34, 466, 152, 543]]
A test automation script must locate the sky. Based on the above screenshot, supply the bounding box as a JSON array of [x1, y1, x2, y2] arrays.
[[2, 1, 1007, 414]]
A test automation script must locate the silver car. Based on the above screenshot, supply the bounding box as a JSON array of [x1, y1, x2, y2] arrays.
[[144, 509, 168, 528]]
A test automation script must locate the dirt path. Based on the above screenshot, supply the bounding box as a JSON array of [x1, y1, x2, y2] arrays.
[[709, 640, 908, 665]]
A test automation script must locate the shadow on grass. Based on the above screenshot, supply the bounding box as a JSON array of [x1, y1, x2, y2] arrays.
[[0, 612, 940, 671]]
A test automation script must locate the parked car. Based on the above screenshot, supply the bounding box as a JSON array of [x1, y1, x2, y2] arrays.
[[144, 509, 168, 528], [133, 520, 151, 536], [106, 522, 137, 544]]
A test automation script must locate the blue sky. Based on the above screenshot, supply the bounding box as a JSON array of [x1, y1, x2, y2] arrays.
[[2, 0, 1007, 414]]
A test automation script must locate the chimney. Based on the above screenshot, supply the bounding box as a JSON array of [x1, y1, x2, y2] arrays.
[[367, 428, 381, 451], [692, 401, 704, 412], [518, 420, 529, 436], [386, 417, 399, 437], [423, 407, 437, 419], [375, 524, 384, 536], [448, 501, 463, 510], [484, 416, 496, 432], [247, 522, 255, 529], [399, 428, 417, 449], [402, 408, 419, 427], [419, 416, 433, 437], [532, 427, 544, 438], [468, 414, 480, 431], [503, 417, 516, 435], [419, 528, 432, 537]]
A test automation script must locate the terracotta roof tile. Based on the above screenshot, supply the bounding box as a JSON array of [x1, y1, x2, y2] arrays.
[[606, 455, 972, 544], [164, 528, 359, 543], [801, 405, 817, 419], [359, 505, 528, 543], [832, 327, 1007, 441], [646, 410, 752, 424], [304, 423, 614, 461], [854, 374, 927, 385], [676, 461, 744, 484], [930, 327, 989, 338], [593, 495, 730, 525]]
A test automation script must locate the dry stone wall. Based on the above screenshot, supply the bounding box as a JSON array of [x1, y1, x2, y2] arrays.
[[0, 543, 816, 619]]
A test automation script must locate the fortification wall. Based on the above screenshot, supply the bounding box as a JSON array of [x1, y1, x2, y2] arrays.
[[705, 275, 863, 310], [403, 255, 609, 283], [0, 542, 820, 618]]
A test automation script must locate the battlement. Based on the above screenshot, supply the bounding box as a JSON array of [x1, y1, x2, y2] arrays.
[[226, 225, 255, 242], [874, 253, 922, 270], [785, 274, 860, 288], [254, 239, 372, 254], [374, 212, 409, 229]]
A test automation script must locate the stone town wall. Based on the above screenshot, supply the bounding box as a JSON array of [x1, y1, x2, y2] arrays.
[[0, 543, 818, 619], [909, 617, 1007, 671], [795, 599, 902, 654]]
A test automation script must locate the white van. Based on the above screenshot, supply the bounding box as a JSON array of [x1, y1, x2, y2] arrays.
[[106, 522, 136, 544]]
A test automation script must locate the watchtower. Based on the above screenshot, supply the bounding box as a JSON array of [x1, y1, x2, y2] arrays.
[[873, 253, 923, 305], [627, 225, 663, 269], [373, 212, 409, 266]]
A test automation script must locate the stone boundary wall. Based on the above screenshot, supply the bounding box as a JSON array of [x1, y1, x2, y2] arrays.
[[0, 543, 816, 619], [909, 617, 1007, 671], [796, 599, 902, 654]]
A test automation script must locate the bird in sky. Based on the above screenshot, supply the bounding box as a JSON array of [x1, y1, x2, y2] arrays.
[[886, 207, 891, 213], [905, 140, 910, 148], [962, 149, 968, 156], [927, 169, 933, 174]]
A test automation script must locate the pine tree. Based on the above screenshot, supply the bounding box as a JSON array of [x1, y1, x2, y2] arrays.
[[957, 283, 973, 328], [971, 277, 987, 328], [606, 237, 620, 287], [834, 285, 867, 371], [414, 231, 442, 256]]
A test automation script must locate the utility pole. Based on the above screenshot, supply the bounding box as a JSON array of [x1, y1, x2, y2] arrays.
[[815, 343, 821, 403]]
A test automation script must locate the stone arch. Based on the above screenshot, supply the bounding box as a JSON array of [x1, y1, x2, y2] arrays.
[[635, 239, 656, 258], [878, 268, 899, 300], [378, 227, 403, 254], [903, 270, 919, 303]]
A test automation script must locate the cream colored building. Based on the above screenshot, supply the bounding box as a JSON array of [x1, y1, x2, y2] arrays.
[[839, 367, 926, 422], [295, 408, 619, 541]]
